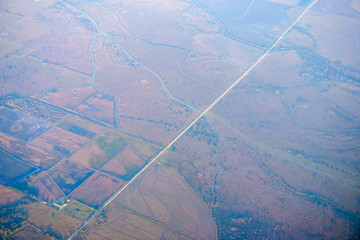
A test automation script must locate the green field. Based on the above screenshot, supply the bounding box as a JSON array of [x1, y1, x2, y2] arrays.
[[62, 199, 96, 221]]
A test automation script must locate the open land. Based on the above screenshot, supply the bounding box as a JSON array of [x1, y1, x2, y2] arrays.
[[27, 174, 65, 202], [70, 130, 126, 169], [101, 147, 146, 181], [0, 0, 359, 239], [0, 132, 61, 170], [70, 172, 124, 209], [0, 184, 23, 206], [0, 107, 51, 141], [49, 160, 94, 195], [61, 199, 96, 221], [31, 126, 90, 156], [32, 85, 96, 111]]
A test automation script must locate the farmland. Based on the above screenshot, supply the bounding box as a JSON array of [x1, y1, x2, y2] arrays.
[[0, 184, 23, 206], [0, 0, 359, 239], [70, 172, 124, 209], [28, 174, 65, 202], [0, 150, 36, 186], [75, 93, 115, 125], [33, 85, 96, 111], [58, 116, 103, 139], [101, 147, 146, 181], [70, 130, 126, 169], [31, 126, 90, 156], [0, 197, 81, 239], [62, 200, 96, 221], [0, 132, 61, 170], [49, 160, 94, 195], [78, 164, 216, 240], [0, 107, 51, 141]]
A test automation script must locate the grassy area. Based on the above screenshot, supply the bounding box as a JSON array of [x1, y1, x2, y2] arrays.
[[95, 130, 126, 158], [62, 199, 95, 221], [127, 135, 161, 160]]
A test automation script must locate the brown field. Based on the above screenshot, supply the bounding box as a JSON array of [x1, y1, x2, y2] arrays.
[[101, 147, 146, 181], [6, 0, 95, 75], [28, 174, 64, 202], [75, 93, 115, 125], [33, 85, 96, 110], [58, 115, 103, 139], [115, 164, 217, 240], [49, 160, 94, 195], [0, 1, 92, 101], [78, 206, 194, 240], [89, 34, 200, 143], [26, 203, 82, 239], [8, 224, 51, 240], [70, 130, 126, 169], [0, 184, 23, 206], [213, 133, 357, 239], [71, 172, 124, 209], [0, 132, 61, 170], [32, 126, 90, 155], [0, 54, 90, 96], [126, 135, 162, 160], [0, 199, 81, 240], [31, 138, 71, 157], [120, 118, 175, 147], [163, 121, 360, 239], [211, 49, 360, 187], [78, 164, 216, 239]]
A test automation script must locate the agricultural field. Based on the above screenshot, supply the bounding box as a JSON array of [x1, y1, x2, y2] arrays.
[[79, 164, 216, 239], [116, 164, 217, 240], [27, 174, 65, 202], [0, 132, 61, 170], [58, 116, 103, 139], [0, 149, 36, 186], [70, 130, 126, 169], [6, 224, 51, 240], [77, 206, 195, 240], [31, 126, 90, 157], [0, 53, 90, 97], [0, 0, 359, 239], [0, 107, 51, 141], [123, 135, 162, 161], [70, 172, 124, 209], [0, 184, 23, 206], [101, 147, 146, 181], [0, 196, 81, 240], [61, 199, 96, 221], [49, 160, 94, 195], [75, 93, 115, 126], [33, 85, 96, 110]]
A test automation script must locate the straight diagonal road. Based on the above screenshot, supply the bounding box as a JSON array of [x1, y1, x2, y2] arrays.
[[67, 1, 319, 239]]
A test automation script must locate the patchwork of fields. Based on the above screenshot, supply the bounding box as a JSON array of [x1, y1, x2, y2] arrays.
[[0, 0, 359, 239]]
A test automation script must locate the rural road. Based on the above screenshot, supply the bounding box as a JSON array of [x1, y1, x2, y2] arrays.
[[67, 0, 320, 239]]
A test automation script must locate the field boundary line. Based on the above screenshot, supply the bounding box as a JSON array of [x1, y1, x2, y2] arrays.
[[67, 1, 319, 239]]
